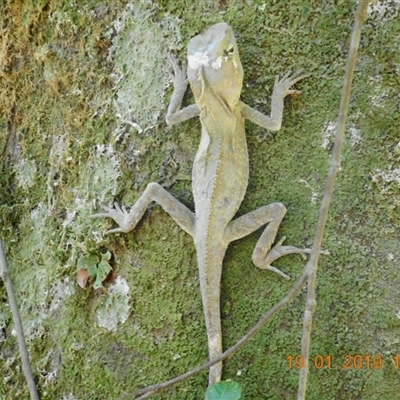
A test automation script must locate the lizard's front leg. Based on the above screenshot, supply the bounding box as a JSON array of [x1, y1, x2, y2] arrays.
[[225, 203, 313, 279], [240, 70, 310, 131], [165, 54, 200, 126], [90, 182, 195, 237]]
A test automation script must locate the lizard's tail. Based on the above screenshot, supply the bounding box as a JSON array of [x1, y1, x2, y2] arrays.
[[197, 251, 225, 387], [206, 312, 223, 386]]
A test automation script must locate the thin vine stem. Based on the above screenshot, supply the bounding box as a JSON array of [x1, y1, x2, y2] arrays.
[[0, 238, 39, 400], [297, 2, 370, 398], [119, 270, 308, 399]]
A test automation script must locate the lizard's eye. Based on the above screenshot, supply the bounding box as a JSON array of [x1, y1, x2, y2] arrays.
[[223, 44, 235, 59]]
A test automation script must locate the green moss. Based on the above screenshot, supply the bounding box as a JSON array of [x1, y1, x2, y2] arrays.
[[1, 0, 400, 399]]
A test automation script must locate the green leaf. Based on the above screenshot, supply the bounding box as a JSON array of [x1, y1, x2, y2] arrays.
[[100, 251, 112, 262], [205, 380, 243, 400], [77, 252, 112, 289], [77, 254, 99, 271], [93, 251, 112, 289]]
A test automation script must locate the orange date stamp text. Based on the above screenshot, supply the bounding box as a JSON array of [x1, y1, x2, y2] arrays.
[[286, 354, 400, 370]]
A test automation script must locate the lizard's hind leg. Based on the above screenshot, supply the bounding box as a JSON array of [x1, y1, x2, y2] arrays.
[[90, 182, 195, 237], [225, 203, 313, 279]]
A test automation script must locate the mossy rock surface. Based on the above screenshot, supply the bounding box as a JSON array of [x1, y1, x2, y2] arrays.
[[1, 1, 399, 399]]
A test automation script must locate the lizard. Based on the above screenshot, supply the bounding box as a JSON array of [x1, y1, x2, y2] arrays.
[[91, 22, 314, 386]]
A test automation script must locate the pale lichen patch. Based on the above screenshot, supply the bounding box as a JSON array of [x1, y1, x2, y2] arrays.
[[108, 2, 182, 135], [62, 394, 78, 400], [49, 278, 75, 313], [321, 121, 362, 149], [88, 144, 122, 200], [321, 121, 336, 149], [368, 0, 400, 20], [96, 276, 131, 332], [371, 168, 400, 206], [14, 159, 37, 189], [367, 74, 389, 108]]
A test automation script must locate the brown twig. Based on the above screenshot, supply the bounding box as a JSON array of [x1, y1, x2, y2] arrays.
[[297, 2, 370, 399], [0, 238, 39, 400], [119, 270, 308, 399]]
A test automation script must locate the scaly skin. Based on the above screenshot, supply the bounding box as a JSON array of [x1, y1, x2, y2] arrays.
[[91, 22, 314, 386]]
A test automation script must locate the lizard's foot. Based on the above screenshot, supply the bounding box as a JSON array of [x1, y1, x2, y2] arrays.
[[167, 53, 187, 86], [253, 237, 329, 280], [89, 203, 135, 234], [273, 69, 310, 98]]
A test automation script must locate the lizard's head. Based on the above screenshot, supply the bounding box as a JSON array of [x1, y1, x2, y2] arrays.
[[187, 22, 243, 109]]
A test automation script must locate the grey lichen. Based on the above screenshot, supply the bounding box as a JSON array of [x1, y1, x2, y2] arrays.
[[96, 276, 131, 332], [108, 2, 183, 135]]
